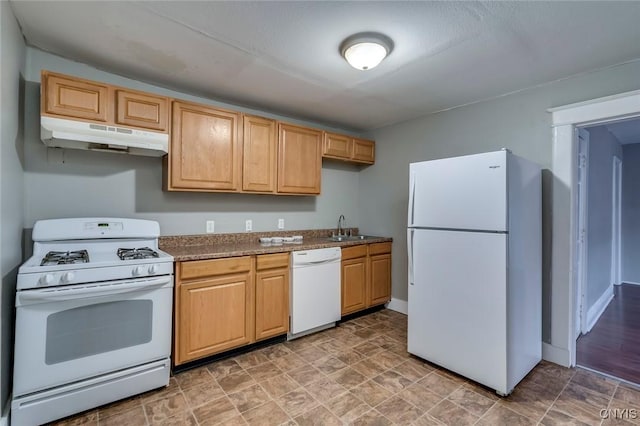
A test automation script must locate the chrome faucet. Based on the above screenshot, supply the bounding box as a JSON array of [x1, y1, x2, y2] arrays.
[[337, 214, 346, 236]]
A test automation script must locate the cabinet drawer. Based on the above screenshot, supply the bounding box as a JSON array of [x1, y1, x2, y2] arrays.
[[179, 256, 252, 280], [342, 245, 367, 260], [256, 253, 290, 270], [368, 242, 391, 256]]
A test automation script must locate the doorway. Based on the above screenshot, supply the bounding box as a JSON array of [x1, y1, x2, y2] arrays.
[[548, 89, 640, 369], [574, 119, 639, 384]]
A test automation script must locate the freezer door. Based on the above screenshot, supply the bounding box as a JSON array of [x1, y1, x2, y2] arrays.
[[408, 151, 507, 231], [408, 229, 508, 394]]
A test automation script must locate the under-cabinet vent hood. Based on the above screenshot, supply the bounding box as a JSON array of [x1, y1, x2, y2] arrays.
[[41, 116, 169, 157]]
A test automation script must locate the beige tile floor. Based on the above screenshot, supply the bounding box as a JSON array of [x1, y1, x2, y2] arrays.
[[51, 309, 640, 425]]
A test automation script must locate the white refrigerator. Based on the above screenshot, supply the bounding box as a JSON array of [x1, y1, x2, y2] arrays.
[[407, 150, 541, 396]]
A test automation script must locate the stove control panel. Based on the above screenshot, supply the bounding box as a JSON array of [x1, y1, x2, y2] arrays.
[[19, 261, 174, 290]]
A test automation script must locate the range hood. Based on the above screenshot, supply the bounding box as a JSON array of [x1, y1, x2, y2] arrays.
[[41, 116, 169, 157]]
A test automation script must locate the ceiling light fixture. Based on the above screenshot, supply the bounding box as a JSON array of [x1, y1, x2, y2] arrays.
[[340, 32, 394, 71]]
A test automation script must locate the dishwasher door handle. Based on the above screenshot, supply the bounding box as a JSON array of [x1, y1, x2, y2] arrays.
[[294, 258, 340, 267]]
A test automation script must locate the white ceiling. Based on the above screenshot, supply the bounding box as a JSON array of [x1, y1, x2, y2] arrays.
[[607, 119, 640, 145], [9, 1, 640, 131]]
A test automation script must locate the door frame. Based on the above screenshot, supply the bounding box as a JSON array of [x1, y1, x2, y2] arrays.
[[611, 155, 622, 286], [548, 89, 640, 367], [575, 128, 589, 337]]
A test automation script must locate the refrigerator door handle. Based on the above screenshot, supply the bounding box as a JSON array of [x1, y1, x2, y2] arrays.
[[408, 171, 416, 225], [407, 229, 414, 285]]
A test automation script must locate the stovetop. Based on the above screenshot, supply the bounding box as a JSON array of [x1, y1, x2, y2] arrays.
[[19, 218, 174, 291]]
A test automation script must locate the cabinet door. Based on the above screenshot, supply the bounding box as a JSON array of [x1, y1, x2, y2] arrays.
[[243, 115, 277, 193], [352, 138, 375, 164], [255, 267, 289, 340], [170, 101, 241, 191], [42, 72, 109, 122], [115, 90, 169, 132], [323, 132, 352, 160], [176, 271, 253, 364], [341, 257, 367, 315], [277, 123, 322, 194], [369, 254, 391, 307]]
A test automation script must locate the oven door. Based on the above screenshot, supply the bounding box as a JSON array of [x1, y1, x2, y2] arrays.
[[13, 276, 173, 396]]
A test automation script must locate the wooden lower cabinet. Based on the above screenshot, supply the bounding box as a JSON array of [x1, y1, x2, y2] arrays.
[[341, 246, 368, 315], [174, 253, 290, 366], [369, 253, 391, 306], [341, 242, 392, 316], [255, 253, 290, 340], [174, 257, 254, 365]]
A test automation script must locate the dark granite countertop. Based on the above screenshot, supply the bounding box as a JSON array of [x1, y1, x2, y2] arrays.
[[159, 229, 392, 262]]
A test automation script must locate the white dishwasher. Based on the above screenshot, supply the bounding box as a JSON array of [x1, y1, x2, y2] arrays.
[[289, 247, 341, 340]]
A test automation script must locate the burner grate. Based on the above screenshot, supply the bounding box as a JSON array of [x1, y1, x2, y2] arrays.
[[117, 247, 159, 260], [41, 250, 90, 266]]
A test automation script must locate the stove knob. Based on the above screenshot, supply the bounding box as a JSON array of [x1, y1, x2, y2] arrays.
[[132, 266, 146, 277], [61, 272, 75, 283], [148, 265, 158, 275], [39, 274, 55, 286]]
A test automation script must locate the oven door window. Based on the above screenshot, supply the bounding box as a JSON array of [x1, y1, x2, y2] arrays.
[[46, 300, 152, 365]]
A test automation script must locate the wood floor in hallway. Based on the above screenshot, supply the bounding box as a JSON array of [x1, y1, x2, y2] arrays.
[[577, 283, 640, 384]]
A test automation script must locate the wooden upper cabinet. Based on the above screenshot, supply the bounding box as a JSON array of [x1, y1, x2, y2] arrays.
[[323, 132, 352, 160], [115, 90, 169, 132], [352, 138, 375, 164], [277, 123, 322, 195], [42, 72, 109, 122], [169, 101, 241, 191], [243, 115, 277, 193], [321, 131, 375, 165]]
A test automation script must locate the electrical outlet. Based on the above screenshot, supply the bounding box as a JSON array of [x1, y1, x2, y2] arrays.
[[206, 220, 215, 233], [278, 218, 285, 230], [245, 219, 252, 232]]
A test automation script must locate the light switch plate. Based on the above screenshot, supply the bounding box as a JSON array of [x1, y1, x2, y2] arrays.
[[245, 219, 252, 232], [206, 220, 215, 233], [278, 219, 285, 230]]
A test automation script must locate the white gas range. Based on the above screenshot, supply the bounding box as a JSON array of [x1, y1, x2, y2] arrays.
[[12, 218, 174, 426]]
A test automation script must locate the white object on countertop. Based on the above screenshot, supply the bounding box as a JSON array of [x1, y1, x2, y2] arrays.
[[289, 247, 341, 340], [407, 150, 541, 396], [259, 235, 304, 244]]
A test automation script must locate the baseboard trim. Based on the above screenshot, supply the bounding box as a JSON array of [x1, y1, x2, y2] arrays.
[[542, 342, 571, 367], [386, 298, 408, 315], [585, 286, 614, 333], [622, 280, 640, 286]]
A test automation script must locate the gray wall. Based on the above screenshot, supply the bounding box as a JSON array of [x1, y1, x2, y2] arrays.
[[360, 59, 640, 343], [622, 143, 640, 284], [584, 126, 622, 309], [0, 1, 26, 414], [24, 48, 362, 235]]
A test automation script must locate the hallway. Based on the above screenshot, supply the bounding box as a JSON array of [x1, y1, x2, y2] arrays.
[[577, 284, 640, 384]]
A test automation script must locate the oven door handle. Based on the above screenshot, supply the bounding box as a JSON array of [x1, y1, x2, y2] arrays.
[[17, 277, 172, 304]]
